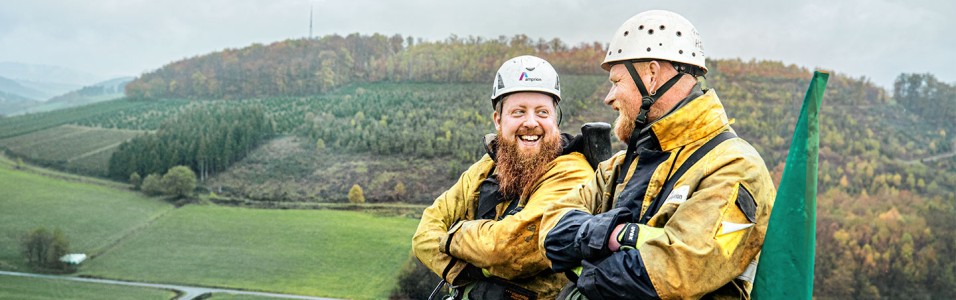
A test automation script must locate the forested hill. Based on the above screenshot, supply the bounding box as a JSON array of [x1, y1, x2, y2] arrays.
[[125, 34, 605, 99], [86, 33, 956, 208]]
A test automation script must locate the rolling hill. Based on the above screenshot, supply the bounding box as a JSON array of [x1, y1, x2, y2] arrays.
[[13, 77, 134, 115], [0, 90, 39, 116], [0, 62, 113, 115], [0, 75, 46, 101], [0, 61, 97, 89]]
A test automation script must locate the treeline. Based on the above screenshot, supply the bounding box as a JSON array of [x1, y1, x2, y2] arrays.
[[895, 73, 956, 129], [108, 104, 273, 180], [125, 33, 605, 100], [381, 35, 605, 82]]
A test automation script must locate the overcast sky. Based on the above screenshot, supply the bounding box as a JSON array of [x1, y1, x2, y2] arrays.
[[1, 0, 953, 89]]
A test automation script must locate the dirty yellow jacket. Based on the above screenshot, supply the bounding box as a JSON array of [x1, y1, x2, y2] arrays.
[[414, 151, 593, 299], [540, 90, 776, 300]]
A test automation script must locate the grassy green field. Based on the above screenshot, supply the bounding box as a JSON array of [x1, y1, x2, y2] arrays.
[[0, 275, 176, 300], [0, 164, 173, 270], [82, 205, 419, 299], [1, 155, 420, 299]]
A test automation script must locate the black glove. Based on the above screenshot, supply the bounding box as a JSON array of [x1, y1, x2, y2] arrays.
[[614, 223, 641, 251]]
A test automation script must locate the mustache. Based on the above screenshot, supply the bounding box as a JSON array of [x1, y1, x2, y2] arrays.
[[514, 127, 545, 136]]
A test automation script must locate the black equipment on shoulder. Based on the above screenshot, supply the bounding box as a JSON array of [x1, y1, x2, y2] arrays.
[[564, 122, 613, 170]]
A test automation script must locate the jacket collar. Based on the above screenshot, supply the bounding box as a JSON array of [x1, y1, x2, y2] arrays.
[[647, 89, 730, 151]]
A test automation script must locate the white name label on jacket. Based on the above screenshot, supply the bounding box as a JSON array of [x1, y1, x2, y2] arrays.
[[663, 185, 690, 205]]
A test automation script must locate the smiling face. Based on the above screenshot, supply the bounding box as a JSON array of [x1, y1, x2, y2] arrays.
[[493, 92, 559, 156], [492, 91, 562, 197]]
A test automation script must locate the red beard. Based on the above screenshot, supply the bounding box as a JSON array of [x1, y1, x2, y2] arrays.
[[495, 131, 562, 198], [614, 97, 640, 143]]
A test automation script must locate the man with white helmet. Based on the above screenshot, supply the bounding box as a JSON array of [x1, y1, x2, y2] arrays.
[[539, 10, 776, 299], [414, 55, 594, 299]]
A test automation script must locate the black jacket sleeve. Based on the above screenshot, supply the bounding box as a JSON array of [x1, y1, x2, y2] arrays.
[[577, 250, 660, 300], [544, 207, 632, 272]]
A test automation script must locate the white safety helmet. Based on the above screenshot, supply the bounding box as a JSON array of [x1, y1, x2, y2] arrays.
[[601, 10, 707, 75], [490, 55, 561, 108]]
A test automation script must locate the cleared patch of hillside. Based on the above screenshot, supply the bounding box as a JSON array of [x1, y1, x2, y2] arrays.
[[206, 135, 460, 204]]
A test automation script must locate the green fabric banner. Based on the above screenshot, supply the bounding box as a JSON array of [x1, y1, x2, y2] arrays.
[[752, 71, 828, 299]]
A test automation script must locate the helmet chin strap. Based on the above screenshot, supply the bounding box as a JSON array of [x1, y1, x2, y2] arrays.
[[623, 61, 685, 126]]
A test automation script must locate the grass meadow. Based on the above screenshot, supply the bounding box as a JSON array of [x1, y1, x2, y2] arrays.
[[1, 147, 420, 299], [81, 205, 419, 299], [0, 275, 176, 300], [0, 164, 173, 271]]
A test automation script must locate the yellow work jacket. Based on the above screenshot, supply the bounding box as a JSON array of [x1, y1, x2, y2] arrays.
[[540, 90, 776, 300], [414, 150, 593, 299]]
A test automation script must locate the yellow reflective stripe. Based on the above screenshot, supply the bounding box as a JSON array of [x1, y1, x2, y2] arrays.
[[481, 268, 491, 278], [573, 266, 583, 276]]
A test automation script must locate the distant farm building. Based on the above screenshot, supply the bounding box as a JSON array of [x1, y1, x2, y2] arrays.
[[59, 253, 87, 265]]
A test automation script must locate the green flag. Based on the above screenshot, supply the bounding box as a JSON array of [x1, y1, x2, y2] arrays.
[[752, 71, 828, 299]]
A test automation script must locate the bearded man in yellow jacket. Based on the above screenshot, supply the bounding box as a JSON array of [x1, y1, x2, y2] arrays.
[[539, 11, 777, 299], [413, 55, 594, 300]]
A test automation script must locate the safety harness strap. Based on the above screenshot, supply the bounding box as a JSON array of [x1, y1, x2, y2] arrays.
[[624, 62, 650, 97], [639, 131, 737, 223], [623, 61, 685, 125]]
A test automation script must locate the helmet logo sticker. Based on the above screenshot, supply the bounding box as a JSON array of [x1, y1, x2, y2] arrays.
[[491, 55, 560, 103], [518, 72, 542, 82]]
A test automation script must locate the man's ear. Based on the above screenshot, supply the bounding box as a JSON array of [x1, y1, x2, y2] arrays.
[[493, 110, 501, 132], [648, 60, 661, 94]]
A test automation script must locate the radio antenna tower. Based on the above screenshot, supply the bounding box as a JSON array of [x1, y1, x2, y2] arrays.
[[309, 4, 314, 39]]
